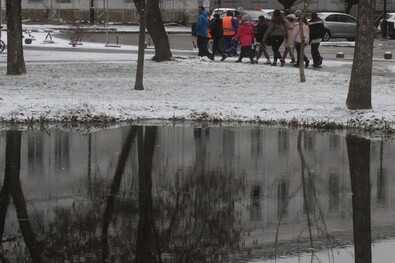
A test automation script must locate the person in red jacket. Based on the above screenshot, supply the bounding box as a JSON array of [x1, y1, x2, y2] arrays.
[[232, 15, 255, 64]]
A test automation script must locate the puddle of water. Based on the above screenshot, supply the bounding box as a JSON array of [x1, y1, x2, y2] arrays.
[[0, 125, 394, 262]]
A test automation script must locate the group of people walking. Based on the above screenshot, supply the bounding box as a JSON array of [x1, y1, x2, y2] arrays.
[[195, 7, 326, 68]]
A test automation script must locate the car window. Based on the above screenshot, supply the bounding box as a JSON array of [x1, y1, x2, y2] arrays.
[[241, 10, 271, 21], [342, 15, 356, 23], [325, 15, 341, 22]]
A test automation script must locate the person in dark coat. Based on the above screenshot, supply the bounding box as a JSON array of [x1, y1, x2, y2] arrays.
[[262, 9, 288, 67], [308, 12, 325, 67], [255, 15, 271, 64], [195, 6, 213, 60], [210, 14, 227, 61]]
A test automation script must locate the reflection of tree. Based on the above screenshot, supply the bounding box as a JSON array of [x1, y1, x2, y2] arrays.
[[4, 126, 246, 262], [155, 126, 245, 262], [158, 169, 244, 262], [101, 126, 138, 262], [273, 130, 337, 261], [346, 134, 372, 263], [40, 127, 139, 262], [297, 131, 314, 248], [1, 130, 43, 262], [135, 126, 160, 262], [377, 139, 387, 203], [0, 154, 10, 262]]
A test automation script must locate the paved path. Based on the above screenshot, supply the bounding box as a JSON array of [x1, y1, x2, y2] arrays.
[[1, 32, 394, 77]]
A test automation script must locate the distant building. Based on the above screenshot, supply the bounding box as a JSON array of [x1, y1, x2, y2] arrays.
[[0, 0, 393, 23]]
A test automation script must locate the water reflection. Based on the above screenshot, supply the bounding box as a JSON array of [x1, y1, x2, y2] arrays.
[[347, 135, 372, 263], [0, 125, 394, 262]]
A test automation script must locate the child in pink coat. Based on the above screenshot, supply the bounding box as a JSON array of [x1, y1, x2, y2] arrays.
[[232, 15, 255, 64], [292, 16, 310, 68]]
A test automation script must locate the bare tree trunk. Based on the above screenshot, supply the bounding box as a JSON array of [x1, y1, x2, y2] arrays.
[[346, 134, 372, 263], [134, 0, 172, 61], [6, 130, 43, 262], [134, 0, 146, 90], [298, 0, 310, 82], [101, 127, 137, 262], [346, 1, 374, 110], [6, 0, 26, 75], [298, 20, 306, 82]]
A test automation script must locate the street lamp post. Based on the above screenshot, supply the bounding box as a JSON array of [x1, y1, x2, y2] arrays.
[[382, 0, 388, 38], [105, 0, 109, 46], [90, 0, 95, 25], [0, 0, 3, 25]]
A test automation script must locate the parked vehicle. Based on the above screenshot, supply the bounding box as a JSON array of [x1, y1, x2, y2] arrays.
[[210, 8, 272, 40], [0, 26, 5, 53], [239, 9, 272, 21], [378, 12, 395, 30], [383, 12, 395, 24], [260, 9, 284, 17], [317, 12, 358, 41], [211, 8, 272, 21]]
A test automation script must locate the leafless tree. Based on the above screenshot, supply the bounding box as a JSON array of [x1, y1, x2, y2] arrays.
[[134, 0, 172, 61], [296, 0, 310, 82], [134, 0, 147, 90], [346, 1, 375, 109], [6, 0, 26, 75]]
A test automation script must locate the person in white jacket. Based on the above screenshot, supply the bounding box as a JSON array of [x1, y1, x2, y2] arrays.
[[292, 16, 310, 68]]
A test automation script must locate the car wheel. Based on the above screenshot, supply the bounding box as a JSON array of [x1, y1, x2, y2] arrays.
[[322, 30, 331, 42]]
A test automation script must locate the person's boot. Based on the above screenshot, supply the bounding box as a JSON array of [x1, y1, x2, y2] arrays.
[[305, 59, 310, 68], [221, 54, 227, 61], [290, 58, 296, 64], [264, 59, 271, 65], [271, 62, 277, 66], [280, 59, 285, 67]]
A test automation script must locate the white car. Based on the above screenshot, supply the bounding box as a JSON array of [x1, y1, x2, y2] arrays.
[[211, 8, 272, 21], [317, 12, 358, 41], [260, 9, 284, 17], [378, 12, 395, 30]]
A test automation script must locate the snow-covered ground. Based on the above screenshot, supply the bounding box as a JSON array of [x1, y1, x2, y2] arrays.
[[0, 25, 394, 133]]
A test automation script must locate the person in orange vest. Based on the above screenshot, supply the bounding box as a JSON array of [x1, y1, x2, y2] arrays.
[[222, 10, 239, 56], [210, 14, 227, 61]]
